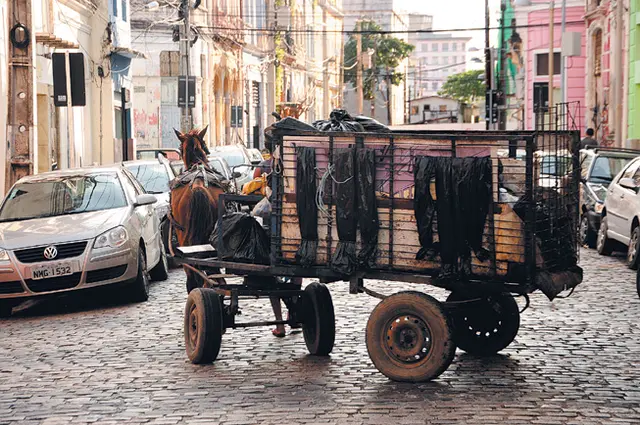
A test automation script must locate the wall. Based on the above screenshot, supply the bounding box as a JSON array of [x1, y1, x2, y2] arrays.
[[628, 2, 640, 145], [524, 5, 586, 131], [0, 0, 7, 192], [408, 97, 459, 124]]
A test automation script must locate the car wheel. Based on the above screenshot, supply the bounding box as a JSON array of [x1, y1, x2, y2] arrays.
[[580, 214, 596, 248], [597, 216, 615, 256], [161, 220, 178, 268], [130, 249, 150, 303], [149, 241, 169, 281], [628, 227, 640, 270]]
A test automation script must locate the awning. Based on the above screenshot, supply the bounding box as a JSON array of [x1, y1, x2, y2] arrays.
[[35, 33, 78, 49], [110, 46, 148, 59]]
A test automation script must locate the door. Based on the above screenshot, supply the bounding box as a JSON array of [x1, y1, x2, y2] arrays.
[[123, 170, 161, 267], [608, 159, 640, 239], [161, 105, 181, 149], [533, 82, 549, 130]]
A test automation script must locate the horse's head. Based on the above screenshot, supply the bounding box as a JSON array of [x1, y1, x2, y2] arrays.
[[174, 126, 211, 170]]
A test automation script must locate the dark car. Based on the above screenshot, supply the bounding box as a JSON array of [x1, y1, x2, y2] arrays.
[[579, 147, 640, 247]]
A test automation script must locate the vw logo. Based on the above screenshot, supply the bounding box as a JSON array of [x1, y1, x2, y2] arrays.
[[43, 246, 58, 260]]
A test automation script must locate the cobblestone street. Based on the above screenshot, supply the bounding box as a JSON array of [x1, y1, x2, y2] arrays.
[[1, 248, 640, 424]]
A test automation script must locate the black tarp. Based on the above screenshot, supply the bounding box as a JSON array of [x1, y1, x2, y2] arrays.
[[353, 115, 391, 133], [413, 156, 492, 279], [330, 148, 357, 275], [295, 147, 319, 267], [210, 213, 270, 264], [356, 148, 379, 269]]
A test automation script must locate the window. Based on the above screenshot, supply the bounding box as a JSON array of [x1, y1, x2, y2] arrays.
[[433, 57, 439, 65], [443, 57, 448, 65], [594, 30, 602, 76], [411, 106, 419, 115], [112, 0, 117, 16], [619, 160, 640, 182], [424, 104, 431, 111], [121, 0, 127, 21], [432, 43, 438, 52], [432, 82, 438, 91], [125, 163, 171, 194], [452, 43, 457, 52], [536, 52, 561, 76], [421, 43, 428, 52], [439, 105, 447, 112], [443, 43, 449, 52], [160, 51, 180, 77]]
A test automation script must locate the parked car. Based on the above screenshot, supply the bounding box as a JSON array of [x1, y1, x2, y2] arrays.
[[136, 148, 181, 161], [0, 166, 168, 317], [598, 156, 640, 268], [579, 148, 640, 247], [209, 144, 260, 190]]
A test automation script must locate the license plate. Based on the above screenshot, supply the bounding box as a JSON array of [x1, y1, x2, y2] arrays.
[[31, 262, 74, 280]]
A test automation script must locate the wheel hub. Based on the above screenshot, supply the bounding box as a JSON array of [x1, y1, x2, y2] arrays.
[[188, 305, 199, 348], [459, 298, 502, 339], [385, 315, 432, 363]]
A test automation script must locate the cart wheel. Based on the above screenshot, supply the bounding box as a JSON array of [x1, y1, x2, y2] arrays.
[[365, 291, 455, 382], [302, 282, 335, 356], [636, 267, 640, 299], [446, 292, 520, 356], [184, 288, 224, 364]]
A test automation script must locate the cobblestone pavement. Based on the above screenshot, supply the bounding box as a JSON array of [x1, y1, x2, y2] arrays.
[[1, 248, 640, 424]]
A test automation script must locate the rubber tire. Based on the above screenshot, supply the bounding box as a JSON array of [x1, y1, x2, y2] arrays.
[[597, 216, 615, 256], [446, 292, 520, 356], [627, 227, 640, 270], [149, 241, 169, 281], [184, 288, 223, 364], [302, 282, 335, 356], [365, 291, 456, 383], [161, 219, 178, 268], [580, 214, 596, 249], [0, 300, 14, 318], [130, 249, 150, 303]]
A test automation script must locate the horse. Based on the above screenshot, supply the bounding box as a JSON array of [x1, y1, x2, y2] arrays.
[[169, 126, 226, 293]]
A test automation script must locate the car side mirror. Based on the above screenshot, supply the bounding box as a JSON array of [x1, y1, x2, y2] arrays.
[[250, 159, 262, 165], [619, 178, 640, 192], [134, 194, 157, 207], [232, 171, 242, 179]]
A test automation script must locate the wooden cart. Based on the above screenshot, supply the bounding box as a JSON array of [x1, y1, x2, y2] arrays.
[[174, 128, 583, 383]]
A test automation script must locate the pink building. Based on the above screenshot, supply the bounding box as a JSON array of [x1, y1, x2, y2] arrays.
[[514, 1, 587, 131]]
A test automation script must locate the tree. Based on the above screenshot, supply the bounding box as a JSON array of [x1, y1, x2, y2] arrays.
[[438, 70, 485, 104], [344, 20, 415, 102]]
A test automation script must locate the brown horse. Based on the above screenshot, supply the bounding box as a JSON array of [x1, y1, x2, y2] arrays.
[[169, 126, 226, 293]]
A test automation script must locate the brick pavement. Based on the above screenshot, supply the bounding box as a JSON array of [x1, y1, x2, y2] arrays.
[[1, 248, 640, 424]]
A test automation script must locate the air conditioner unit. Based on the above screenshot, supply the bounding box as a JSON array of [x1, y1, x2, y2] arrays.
[[561, 32, 581, 57]]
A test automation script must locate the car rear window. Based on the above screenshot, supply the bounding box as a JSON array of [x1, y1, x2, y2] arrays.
[[0, 173, 127, 222]]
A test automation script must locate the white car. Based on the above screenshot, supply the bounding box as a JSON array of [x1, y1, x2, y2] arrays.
[[598, 156, 640, 268], [0, 166, 168, 317]]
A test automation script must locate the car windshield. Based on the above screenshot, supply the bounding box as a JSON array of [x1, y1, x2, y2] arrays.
[[208, 160, 228, 178], [125, 163, 171, 194], [589, 156, 635, 184], [540, 156, 571, 176], [0, 173, 127, 222], [137, 150, 181, 161], [216, 150, 246, 168]]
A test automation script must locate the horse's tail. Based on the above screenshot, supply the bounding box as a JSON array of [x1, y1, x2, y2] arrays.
[[186, 187, 215, 245]]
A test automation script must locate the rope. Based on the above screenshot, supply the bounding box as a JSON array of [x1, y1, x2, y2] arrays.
[[316, 164, 354, 217]]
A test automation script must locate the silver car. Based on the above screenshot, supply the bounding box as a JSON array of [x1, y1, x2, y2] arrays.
[[0, 166, 169, 318]]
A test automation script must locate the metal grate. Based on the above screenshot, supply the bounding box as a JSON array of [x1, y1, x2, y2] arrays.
[[86, 265, 128, 283], [0, 281, 25, 294], [14, 242, 88, 264], [25, 273, 82, 293]]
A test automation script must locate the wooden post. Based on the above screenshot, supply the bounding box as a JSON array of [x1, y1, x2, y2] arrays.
[[6, 0, 35, 190]]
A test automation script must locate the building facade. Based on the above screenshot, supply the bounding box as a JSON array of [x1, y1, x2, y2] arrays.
[[408, 22, 471, 99], [584, 0, 629, 145], [408, 96, 461, 124], [628, 0, 640, 147], [342, 0, 408, 125], [513, 0, 587, 132]]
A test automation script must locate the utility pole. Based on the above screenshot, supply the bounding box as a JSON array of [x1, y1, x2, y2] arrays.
[[548, 1, 555, 128], [6, 0, 35, 190], [498, 0, 506, 131], [484, 0, 492, 130], [356, 21, 363, 115], [560, 0, 567, 106], [180, 0, 193, 131], [614, 0, 624, 146]]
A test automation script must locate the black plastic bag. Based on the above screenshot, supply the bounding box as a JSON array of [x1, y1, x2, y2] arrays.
[[264, 117, 316, 146], [413, 156, 439, 260], [312, 109, 365, 133], [353, 115, 391, 133], [357, 148, 379, 269], [210, 213, 270, 264], [295, 147, 318, 267], [330, 148, 357, 275]]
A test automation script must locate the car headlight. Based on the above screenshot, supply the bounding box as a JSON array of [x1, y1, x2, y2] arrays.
[[595, 202, 604, 214], [94, 226, 129, 249], [0, 249, 9, 262]]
